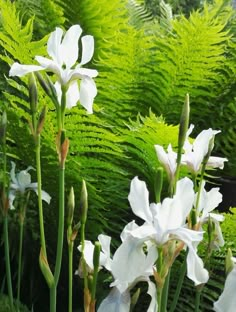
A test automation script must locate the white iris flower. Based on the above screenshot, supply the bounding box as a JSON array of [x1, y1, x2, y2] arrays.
[[9, 161, 51, 209], [127, 176, 209, 286], [9, 25, 98, 113], [181, 124, 228, 173]]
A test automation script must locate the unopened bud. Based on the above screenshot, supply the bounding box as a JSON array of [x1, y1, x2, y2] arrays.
[[67, 187, 75, 226], [80, 180, 88, 224], [154, 167, 163, 203], [37, 106, 47, 134], [39, 248, 54, 288], [28, 73, 38, 113], [36, 73, 59, 108], [93, 242, 101, 272]]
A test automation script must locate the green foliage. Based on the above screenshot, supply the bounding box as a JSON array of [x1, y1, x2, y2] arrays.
[[0, 294, 30, 312]]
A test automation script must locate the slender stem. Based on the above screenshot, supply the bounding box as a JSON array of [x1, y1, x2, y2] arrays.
[[161, 269, 170, 312], [54, 167, 65, 285], [157, 286, 163, 312], [17, 208, 25, 311], [3, 216, 14, 310], [50, 166, 65, 312], [68, 241, 73, 312], [194, 289, 201, 312], [80, 223, 88, 290], [50, 286, 56, 312], [2, 112, 14, 310], [169, 254, 187, 312], [34, 114, 47, 258]]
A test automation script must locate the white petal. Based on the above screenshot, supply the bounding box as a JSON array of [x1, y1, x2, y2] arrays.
[[80, 35, 94, 65], [70, 67, 98, 81], [78, 240, 95, 271], [79, 77, 97, 113], [213, 268, 236, 312], [207, 156, 228, 169], [9, 62, 43, 77], [111, 236, 157, 293], [147, 280, 158, 312], [65, 81, 80, 109], [154, 144, 177, 180], [173, 227, 209, 285], [128, 177, 153, 223], [10, 161, 17, 184], [8, 191, 16, 210], [41, 190, 51, 204], [60, 25, 82, 68], [98, 234, 112, 271], [120, 220, 140, 242], [155, 178, 194, 231], [35, 56, 62, 78], [97, 287, 130, 312], [47, 27, 63, 65]]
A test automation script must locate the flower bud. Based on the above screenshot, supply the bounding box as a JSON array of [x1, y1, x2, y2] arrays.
[[93, 242, 101, 272], [67, 187, 75, 227], [80, 180, 88, 225], [28, 73, 38, 113], [37, 106, 47, 134], [39, 248, 54, 288], [154, 167, 163, 203], [36, 73, 59, 108]]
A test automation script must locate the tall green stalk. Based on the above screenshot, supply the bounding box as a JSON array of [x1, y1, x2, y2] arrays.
[[1, 111, 14, 310], [68, 242, 73, 312], [16, 207, 24, 312], [3, 216, 14, 310]]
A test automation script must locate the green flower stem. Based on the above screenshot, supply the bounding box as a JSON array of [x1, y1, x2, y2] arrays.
[[54, 166, 65, 284], [1, 112, 14, 310], [169, 253, 187, 312], [17, 209, 25, 311], [50, 287, 56, 312], [3, 216, 14, 310], [194, 289, 202, 312], [68, 238, 73, 312], [161, 269, 170, 312], [35, 136, 47, 258], [80, 223, 88, 290], [157, 286, 163, 312]]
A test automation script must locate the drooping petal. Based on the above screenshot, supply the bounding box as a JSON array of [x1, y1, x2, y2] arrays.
[[79, 77, 97, 113], [47, 27, 63, 65], [65, 81, 80, 109], [111, 236, 157, 293], [172, 227, 209, 285], [80, 35, 94, 65], [41, 190, 51, 204], [9, 62, 44, 77], [128, 177, 153, 224], [60, 25, 82, 68], [78, 240, 95, 271], [10, 161, 18, 184], [213, 268, 236, 312], [98, 234, 112, 271], [8, 190, 16, 210], [147, 280, 158, 312], [97, 287, 130, 312], [207, 156, 228, 170]]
